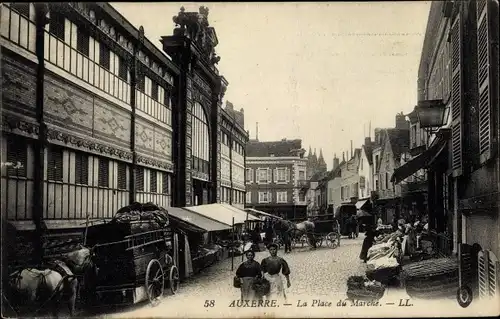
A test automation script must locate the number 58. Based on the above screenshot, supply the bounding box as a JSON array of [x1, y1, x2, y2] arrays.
[[204, 300, 215, 307]]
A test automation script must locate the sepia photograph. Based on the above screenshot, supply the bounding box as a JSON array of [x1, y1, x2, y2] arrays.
[[1, 1, 499, 318]]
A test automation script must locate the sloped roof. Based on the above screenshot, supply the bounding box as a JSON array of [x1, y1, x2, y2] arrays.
[[246, 139, 303, 157], [310, 171, 326, 182], [363, 143, 373, 165], [387, 128, 410, 160]]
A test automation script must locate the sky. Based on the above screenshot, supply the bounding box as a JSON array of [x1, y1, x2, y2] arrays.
[[111, 2, 431, 170]]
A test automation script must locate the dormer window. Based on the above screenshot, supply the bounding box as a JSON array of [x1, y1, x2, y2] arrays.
[[270, 154, 275, 157]]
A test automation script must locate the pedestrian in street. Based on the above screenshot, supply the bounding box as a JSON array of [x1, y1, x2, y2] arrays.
[[261, 243, 291, 301], [359, 226, 378, 263], [235, 250, 262, 301]]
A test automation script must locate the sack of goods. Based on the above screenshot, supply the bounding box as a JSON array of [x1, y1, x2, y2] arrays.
[[252, 277, 271, 296], [233, 276, 242, 288], [367, 242, 392, 260], [367, 255, 399, 271], [346, 275, 385, 300]]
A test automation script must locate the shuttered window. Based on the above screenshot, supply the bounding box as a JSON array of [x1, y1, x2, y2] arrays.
[[99, 44, 110, 70], [478, 250, 498, 299], [11, 3, 30, 17], [162, 172, 169, 194], [47, 147, 63, 182], [75, 153, 88, 185], [136, 167, 144, 191], [477, 0, 498, 164], [118, 56, 128, 80], [6, 137, 27, 177], [76, 31, 90, 56], [117, 162, 127, 190], [150, 170, 157, 193], [451, 11, 464, 177], [151, 83, 159, 101], [98, 158, 109, 187], [49, 13, 65, 41]]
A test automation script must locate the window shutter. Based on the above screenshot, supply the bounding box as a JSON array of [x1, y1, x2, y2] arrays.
[[267, 168, 272, 183], [274, 168, 278, 183], [451, 10, 464, 177], [250, 168, 254, 183], [477, 0, 499, 164], [285, 168, 290, 183], [487, 251, 498, 298]]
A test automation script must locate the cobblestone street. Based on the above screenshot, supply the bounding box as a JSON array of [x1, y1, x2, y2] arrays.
[[98, 236, 488, 318]]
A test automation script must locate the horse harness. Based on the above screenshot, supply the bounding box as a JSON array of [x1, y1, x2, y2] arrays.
[[7, 260, 76, 315]]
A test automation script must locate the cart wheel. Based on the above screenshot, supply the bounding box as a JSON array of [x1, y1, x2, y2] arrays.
[[145, 259, 164, 306], [456, 285, 473, 308], [326, 232, 340, 248], [169, 265, 180, 295]]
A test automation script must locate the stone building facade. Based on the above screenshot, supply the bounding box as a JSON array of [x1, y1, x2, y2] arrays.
[[1, 3, 246, 260], [245, 139, 308, 220]]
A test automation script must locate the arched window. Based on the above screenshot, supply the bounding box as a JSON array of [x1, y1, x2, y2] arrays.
[[191, 102, 210, 176]]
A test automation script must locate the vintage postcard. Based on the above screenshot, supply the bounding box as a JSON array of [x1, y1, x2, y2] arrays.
[[1, 1, 499, 318]]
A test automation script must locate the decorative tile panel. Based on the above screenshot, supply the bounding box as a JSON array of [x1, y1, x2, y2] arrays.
[[135, 120, 154, 149], [94, 98, 130, 142], [1, 55, 37, 115], [44, 75, 93, 129]]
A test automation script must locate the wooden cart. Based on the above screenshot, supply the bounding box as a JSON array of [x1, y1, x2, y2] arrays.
[[84, 214, 180, 307]]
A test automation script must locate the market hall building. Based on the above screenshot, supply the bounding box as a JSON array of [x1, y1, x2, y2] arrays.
[[1, 3, 248, 261]]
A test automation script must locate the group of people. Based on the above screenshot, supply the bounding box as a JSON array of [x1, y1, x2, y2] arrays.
[[234, 243, 291, 301]]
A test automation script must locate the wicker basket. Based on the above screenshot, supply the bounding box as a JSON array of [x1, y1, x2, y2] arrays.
[[366, 266, 400, 285], [346, 276, 385, 300]]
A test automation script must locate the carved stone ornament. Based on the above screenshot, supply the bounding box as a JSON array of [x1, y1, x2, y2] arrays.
[[2, 115, 40, 135], [136, 155, 174, 171], [172, 6, 221, 65], [46, 128, 133, 160]]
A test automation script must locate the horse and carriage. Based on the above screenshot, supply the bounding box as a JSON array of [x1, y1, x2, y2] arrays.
[[3, 202, 181, 317], [271, 204, 361, 251]]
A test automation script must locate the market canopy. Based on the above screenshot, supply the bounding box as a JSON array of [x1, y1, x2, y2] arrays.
[[167, 206, 231, 232], [355, 199, 369, 210], [220, 204, 260, 222], [184, 203, 258, 226], [244, 208, 283, 220], [391, 129, 450, 185]]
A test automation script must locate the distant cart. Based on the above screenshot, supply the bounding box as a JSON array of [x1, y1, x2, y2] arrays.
[[84, 203, 181, 307], [289, 214, 341, 249]]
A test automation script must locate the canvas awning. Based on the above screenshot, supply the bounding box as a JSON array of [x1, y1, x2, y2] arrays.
[[355, 199, 369, 210], [184, 204, 257, 226], [391, 129, 450, 185], [245, 208, 283, 220], [167, 207, 231, 232], [220, 204, 261, 222]]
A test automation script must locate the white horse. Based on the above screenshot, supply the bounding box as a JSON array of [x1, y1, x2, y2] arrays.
[[6, 246, 94, 317]]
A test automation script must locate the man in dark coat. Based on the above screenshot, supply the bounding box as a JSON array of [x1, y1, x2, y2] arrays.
[[359, 226, 379, 262]]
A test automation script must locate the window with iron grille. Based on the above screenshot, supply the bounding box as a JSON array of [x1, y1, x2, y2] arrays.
[[164, 88, 171, 106], [75, 153, 89, 185], [137, 74, 145, 92], [11, 3, 30, 17], [6, 137, 27, 177], [151, 83, 159, 101], [98, 158, 109, 187], [118, 57, 128, 80], [47, 147, 63, 182], [117, 162, 127, 190], [76, 31, 90, 56], [136, 167, 144, 191], [150, 170, 157, 193], [99, 44, 110, 70], [49, 13, 65, 41], [162, 172, 169, 194]]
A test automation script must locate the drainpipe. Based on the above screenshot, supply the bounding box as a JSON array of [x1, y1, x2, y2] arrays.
[[32, 4, 49, 265]]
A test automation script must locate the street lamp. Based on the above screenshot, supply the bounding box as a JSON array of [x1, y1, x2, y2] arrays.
[[415, 100, 447, 129]]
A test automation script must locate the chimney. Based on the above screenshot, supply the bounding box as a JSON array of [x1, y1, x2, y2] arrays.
[[375, 128, 382, 145], [342, 152, 345, 162], [256, 122, 259, 141], [350, 140, 353, 159]]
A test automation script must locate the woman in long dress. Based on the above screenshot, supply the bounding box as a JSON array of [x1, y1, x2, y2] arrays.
[[360, 226, 378, 262], [235, 250, 262, 301], [261, 243, 291, 301]]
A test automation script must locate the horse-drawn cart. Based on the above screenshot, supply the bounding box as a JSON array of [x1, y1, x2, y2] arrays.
[[282, 215, 340, 249], [84, 203, 180, 308]]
